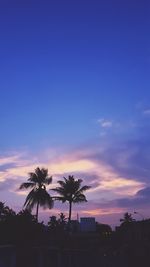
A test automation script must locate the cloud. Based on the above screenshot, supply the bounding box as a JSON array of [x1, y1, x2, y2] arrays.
[[0, 146, 144, 211], [0, 154, 22, 166], [97, 119, 113, 128], [136, 187, 150, 197], [1, 116, 150, 224], [116, 186, 150, 210], [143, 109, 150, 115], [0, 178, 18, 191]]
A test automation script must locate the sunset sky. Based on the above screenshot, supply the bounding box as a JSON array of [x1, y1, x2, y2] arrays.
[[0, 0, 150, 226]]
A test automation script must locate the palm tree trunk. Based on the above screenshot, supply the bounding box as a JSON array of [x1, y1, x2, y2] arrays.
[[68, 201, 72, 222], [36, 200, 39, 222]]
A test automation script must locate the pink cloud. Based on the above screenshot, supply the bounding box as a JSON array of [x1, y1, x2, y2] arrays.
[[0, 143, 147, 226]]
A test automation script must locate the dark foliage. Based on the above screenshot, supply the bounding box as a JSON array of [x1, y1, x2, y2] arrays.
[[19, 167, 53, 221], [52, 175, 91, 221], [0, 203, 150, 266], [0, 203, 45, 245]]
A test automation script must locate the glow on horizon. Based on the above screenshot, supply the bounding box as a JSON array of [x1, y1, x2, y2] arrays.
[[81, 207, 125, 216], [0, 147, 146, 225]]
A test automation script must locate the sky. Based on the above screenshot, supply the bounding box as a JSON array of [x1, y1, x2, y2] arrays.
[[0, 0, 150, 226]]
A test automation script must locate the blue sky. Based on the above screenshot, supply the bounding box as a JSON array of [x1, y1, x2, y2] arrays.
[[0, 0, 150, 225]]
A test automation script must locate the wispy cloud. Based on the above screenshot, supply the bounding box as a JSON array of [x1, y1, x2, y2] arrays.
[[0, 142, 145, 222], [143, 109, 150, 115], [1, 115, 150, 224], [97, 118, 113, 128]]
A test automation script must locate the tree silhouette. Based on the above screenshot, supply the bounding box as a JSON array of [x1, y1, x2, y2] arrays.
[[58, 212, 67, 225], [19, 167, 53, 221], [48, 216, 58, 230], [0, 202, 15, 221], [17, 209, 36, 223], [120, 212, 135, 226], [52, 175, 91, 222]]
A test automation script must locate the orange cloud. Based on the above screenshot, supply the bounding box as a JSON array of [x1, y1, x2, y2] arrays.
[[0, 149, 145, 194], [81, 207, 124, 216], [0, 147, 146, 222]]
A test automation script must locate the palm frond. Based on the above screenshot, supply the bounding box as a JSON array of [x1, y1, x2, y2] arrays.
[[45, 176, 52, 185], [51, 187, 65, 195], [23, 188, 35, 207], [19, 182, 35, 190], [53, 175, 90, 203], [38, 188, 54, 209], [28, 172, 38, 183], [52, 196, 66, 202], [73, 193, 87, 203], [57, 180, 66, 187], [77, 185, 91, 194]]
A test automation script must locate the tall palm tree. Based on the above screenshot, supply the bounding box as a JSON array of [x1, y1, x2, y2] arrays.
[[52, 175, 91, 222], [19, 167, 53, 221]]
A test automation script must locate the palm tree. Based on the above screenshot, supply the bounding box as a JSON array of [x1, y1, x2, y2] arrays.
[[52, 175, 91, 222], [19, 167, 53, 221], [120, 212, 135, 226]]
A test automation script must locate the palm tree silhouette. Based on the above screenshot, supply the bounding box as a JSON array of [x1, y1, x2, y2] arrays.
[[120, 212, 135, 225], [52, 175, 91, 222], [19, 167, 53, 221]]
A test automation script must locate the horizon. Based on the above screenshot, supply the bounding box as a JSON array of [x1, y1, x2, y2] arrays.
[[0, 0, 150, 227]]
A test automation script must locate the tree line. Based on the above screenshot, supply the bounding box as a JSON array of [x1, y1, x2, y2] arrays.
[[19, 167, 91, 222], [0, 200, 150, 267]]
